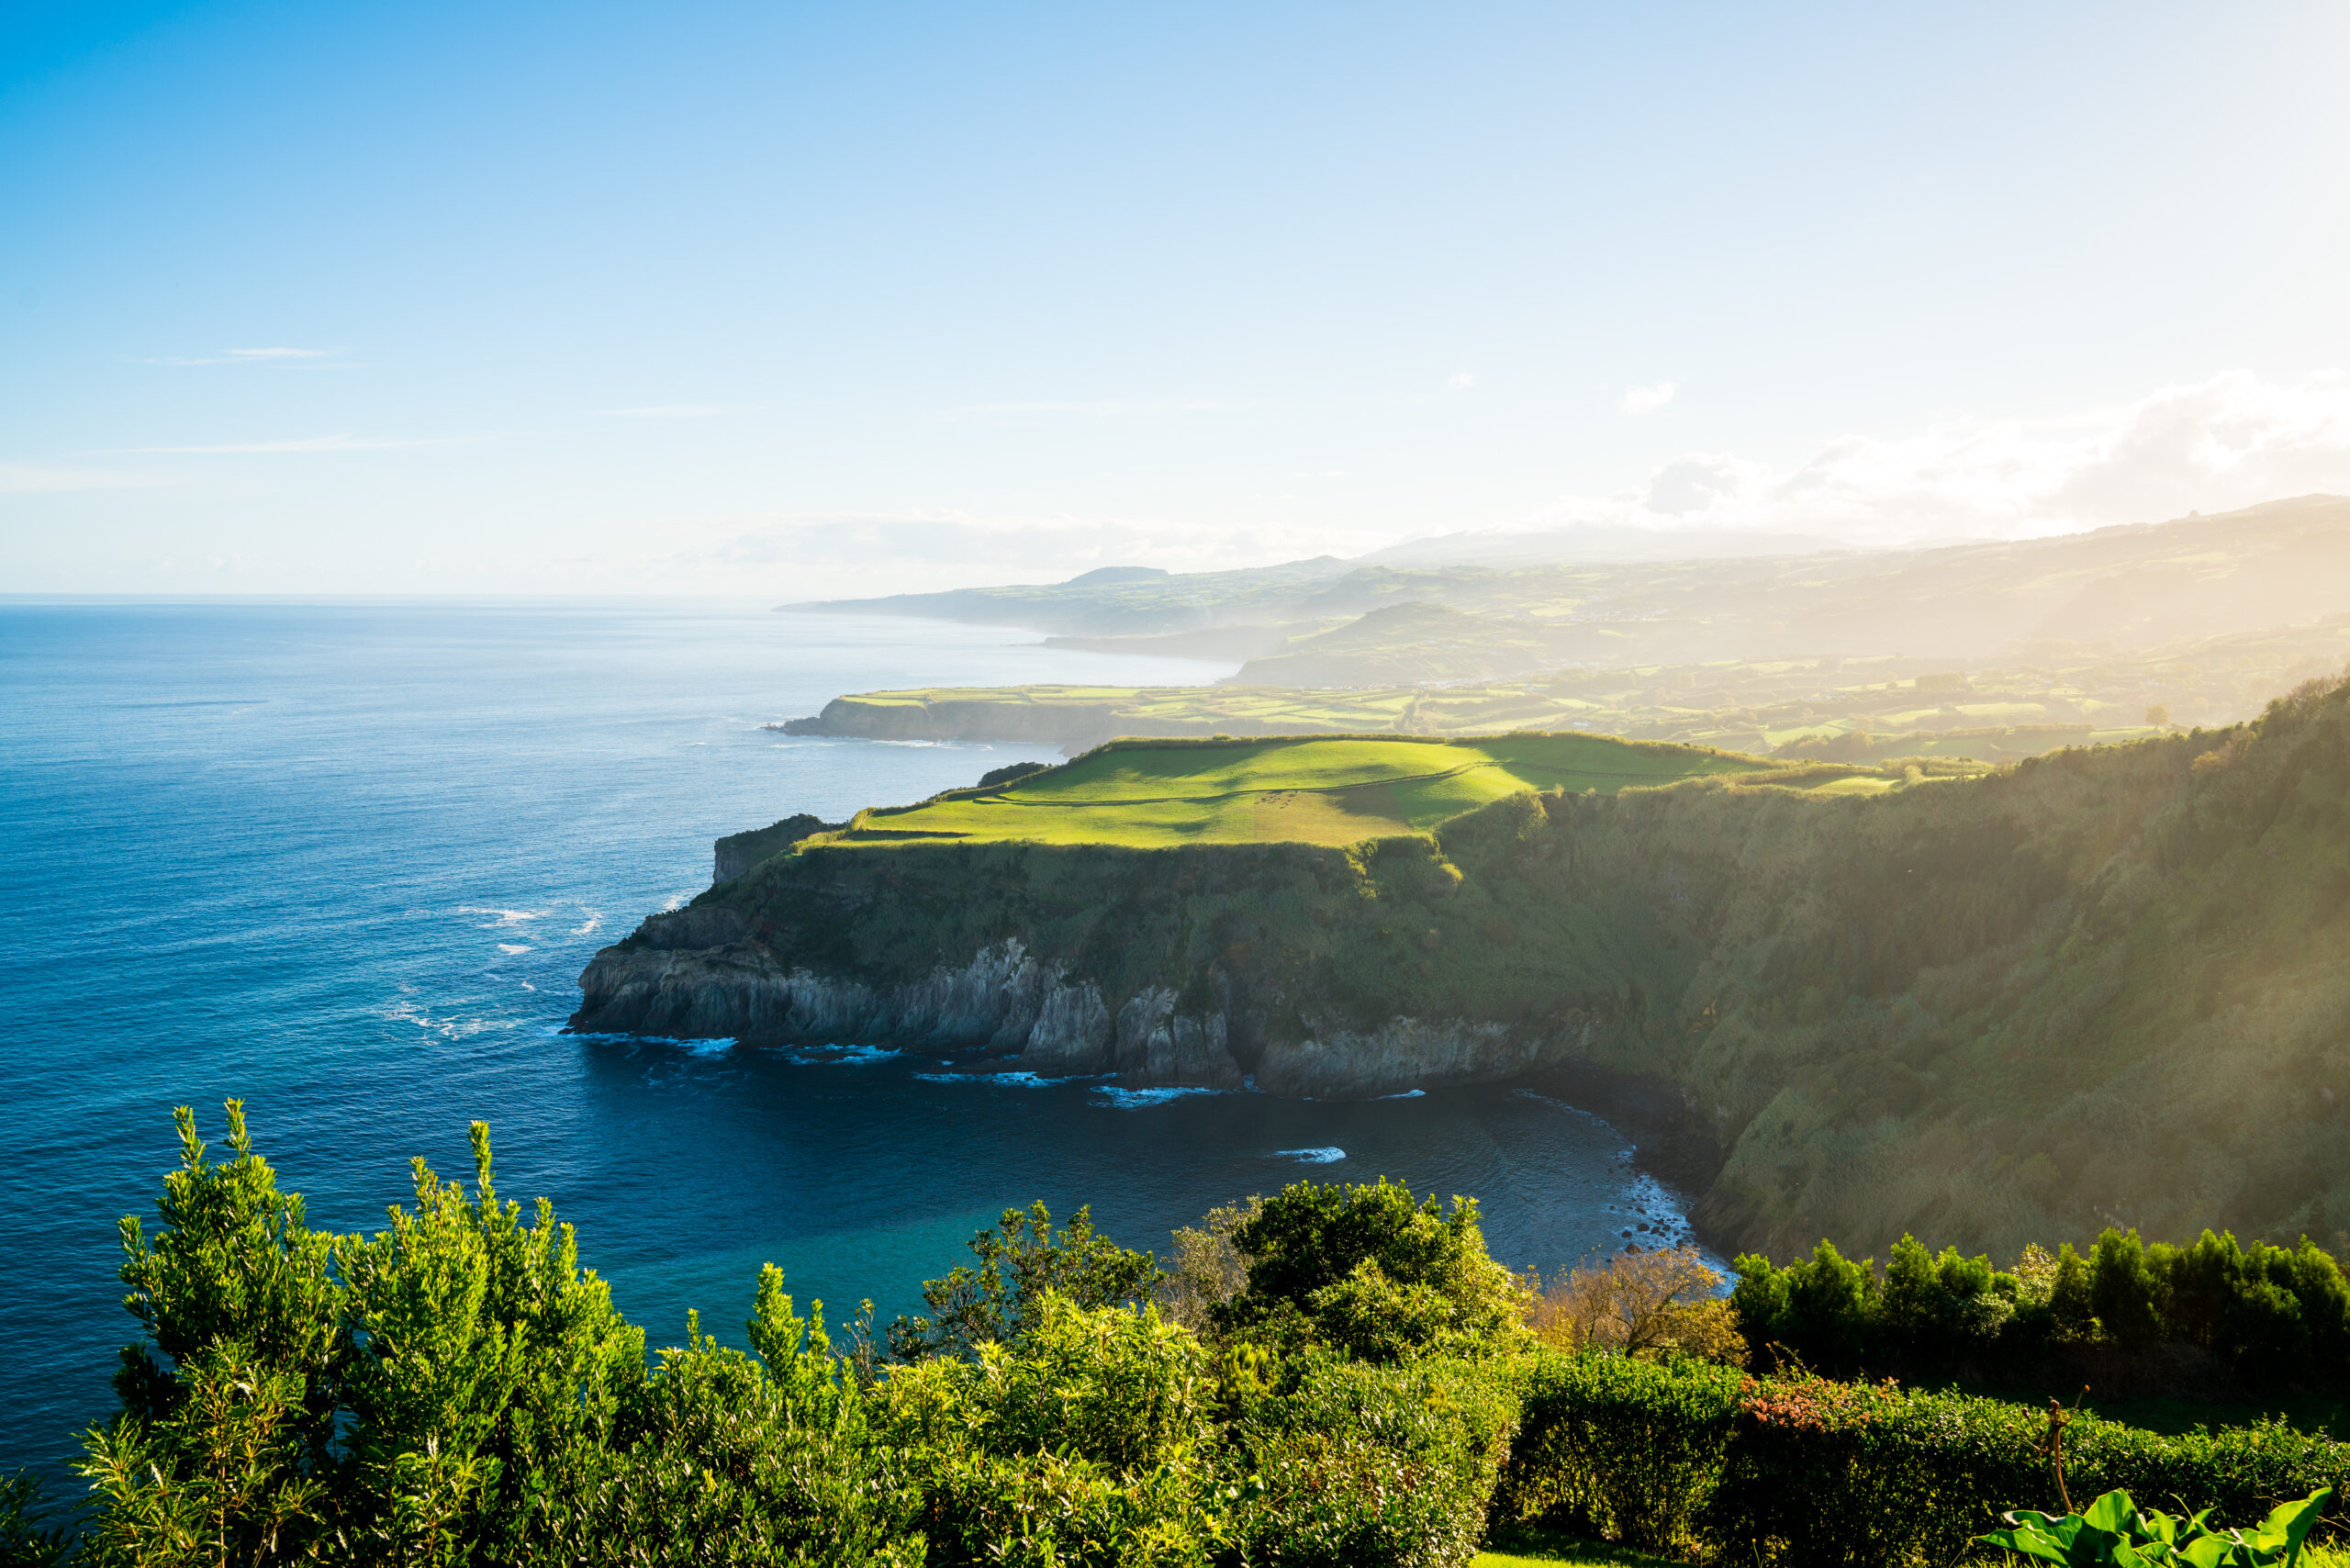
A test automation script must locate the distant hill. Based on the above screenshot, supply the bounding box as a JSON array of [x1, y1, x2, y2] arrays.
[[786, 496, 2350, 674], [776, 612, 2350, 756]]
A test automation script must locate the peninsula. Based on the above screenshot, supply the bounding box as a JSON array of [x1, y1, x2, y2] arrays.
[[575, 686, 2350, 1260]]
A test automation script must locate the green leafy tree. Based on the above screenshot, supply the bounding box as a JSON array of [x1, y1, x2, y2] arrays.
[[1879, 1235, 2013, 1364], [1213, 1179, 1526, 1361], [77, 1101, 344, 1567], [887, 1201, 1163, 1361], [0, 1473, 70, 1568], [333, 1121, 644, 1564], [558, 1271, 922, 1566], [1729, 1239, 1878, 1373], [2090, 1228, 2163, 1350]]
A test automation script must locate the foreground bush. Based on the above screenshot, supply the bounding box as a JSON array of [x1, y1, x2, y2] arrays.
[[1221, 1355, 1517, 1568], [1497, 1349, 1740, 1555], [1496, 1358, 2350, 1568], [876, 1294, 1222, 1567], [47, 1103, 2350, 1568]]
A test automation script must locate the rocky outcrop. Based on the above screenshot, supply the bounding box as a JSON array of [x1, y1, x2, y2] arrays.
[[571, 933, 1250, 1088], [573, 915, 1600, 1097]]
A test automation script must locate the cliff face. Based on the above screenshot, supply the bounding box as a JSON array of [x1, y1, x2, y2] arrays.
[[576, 678, 2350, 1260]]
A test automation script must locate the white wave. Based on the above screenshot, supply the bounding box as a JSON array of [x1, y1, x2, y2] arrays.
[[684, 1038, 733, 1058], [572, 913, 603, 935], [915, 1070, 1080, 1087], [520, 981, 536, 991], [1272, 1147, 1347, 1163], [378, 998, 521, 1041], [498, 943, 532, 955], [1091, 1085, 1224, 1109], [1371, 1089, 1425, 1100], [458, 906, 545, 927], [788, 1043, 902, 1065]]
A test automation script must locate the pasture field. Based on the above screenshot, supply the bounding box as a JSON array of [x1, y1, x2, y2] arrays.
[[835, 733, 1781, 848]]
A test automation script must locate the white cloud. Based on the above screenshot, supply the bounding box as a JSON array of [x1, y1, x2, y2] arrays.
[[1445, 372, 1475, 394], [1621, 380, 1677, 414], [1545, 370, 2350, 543], [600, 404, 730, 419], [0, 462, 173, 493], [143, 346, 338, 366], [959, 398, 1256, 416], [114, 432, 468, 454]]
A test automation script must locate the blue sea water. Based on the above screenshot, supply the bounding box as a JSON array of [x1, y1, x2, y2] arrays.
[[0, 599, 1696, 1482]]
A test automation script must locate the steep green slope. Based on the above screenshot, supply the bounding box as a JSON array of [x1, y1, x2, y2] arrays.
[[675, 674, 2350, 1260]]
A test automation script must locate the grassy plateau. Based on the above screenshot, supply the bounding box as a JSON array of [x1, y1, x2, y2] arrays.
[[835, 734, 1815, 848]]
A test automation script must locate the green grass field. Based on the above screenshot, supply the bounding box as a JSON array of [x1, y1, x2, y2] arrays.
[[838, 734, 1776, 848], [1473, 1529, 1687, 1568]]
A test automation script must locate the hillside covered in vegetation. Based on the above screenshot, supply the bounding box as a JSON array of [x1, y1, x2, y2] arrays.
[[583, 675, 2350, 1262]]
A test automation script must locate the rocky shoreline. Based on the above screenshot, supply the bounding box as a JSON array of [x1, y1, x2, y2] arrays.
[[571, 917, 1611, 1101]]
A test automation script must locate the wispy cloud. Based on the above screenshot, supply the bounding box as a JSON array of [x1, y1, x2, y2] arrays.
[[599, 404, 731, 419], [1621, 380, 1677, 414], [1532, 370, 2350, 543], [959, 398, 1258, 416], [0, 462, 174, 494], [1445, 372, 1476, 394], [106, 432, 474, 454], [142, 346, 341, 366]]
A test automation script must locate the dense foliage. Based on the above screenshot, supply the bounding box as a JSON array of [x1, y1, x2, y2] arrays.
[[1731, 1228, 2350, 1390], [28, 1108, 2350, 1568]]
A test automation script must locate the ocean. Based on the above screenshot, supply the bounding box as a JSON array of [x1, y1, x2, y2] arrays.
[[0, 599, 1696, 1483]]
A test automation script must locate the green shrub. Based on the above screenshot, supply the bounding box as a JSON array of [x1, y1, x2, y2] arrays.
[[1487, 1353, 2350, 1568], [876, 1294, 1222, 1567], [1495, 1349, 1740, 1554], [0, 1474, 68, 1568], [889, 1201, 1166, 1362], [553, 1272, 921, 1566], [1214, 1180, 1528, 1362], [1221, 1354, 1518, 1568]]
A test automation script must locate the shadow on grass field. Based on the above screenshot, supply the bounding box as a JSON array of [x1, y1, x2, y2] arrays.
[[1476, 1527, 1690, 1568]]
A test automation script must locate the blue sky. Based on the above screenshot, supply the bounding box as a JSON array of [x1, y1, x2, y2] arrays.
[[6, 1, 2349, 594]]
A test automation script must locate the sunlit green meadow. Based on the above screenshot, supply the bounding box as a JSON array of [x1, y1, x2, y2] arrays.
[[837, 733, 1779, 847]]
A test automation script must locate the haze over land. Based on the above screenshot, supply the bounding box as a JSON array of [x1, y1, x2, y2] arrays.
[[784, 496, 2350, 758]]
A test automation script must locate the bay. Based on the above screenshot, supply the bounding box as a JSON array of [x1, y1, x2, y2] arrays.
[[0, 599, 1695, 1482]]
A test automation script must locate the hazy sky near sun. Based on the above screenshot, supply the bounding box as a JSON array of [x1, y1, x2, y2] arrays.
[[6, 2, 2350, 596]]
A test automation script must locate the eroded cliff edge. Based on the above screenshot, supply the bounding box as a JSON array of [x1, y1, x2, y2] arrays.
[[574, 681, 2350, 1260]]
